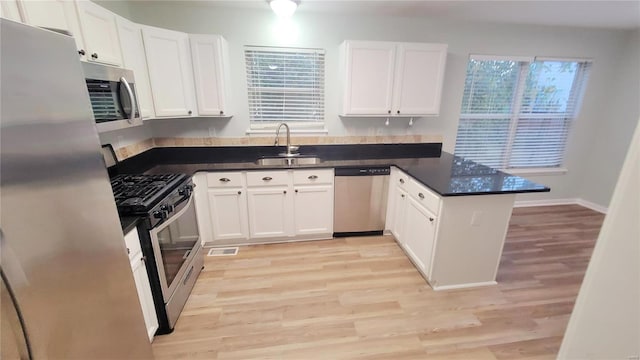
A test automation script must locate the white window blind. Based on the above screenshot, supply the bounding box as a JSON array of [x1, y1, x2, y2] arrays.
[[455, 56, 591, 169], [245, 46, 325, 127]]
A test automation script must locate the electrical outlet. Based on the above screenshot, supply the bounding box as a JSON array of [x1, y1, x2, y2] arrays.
[[471, 211, 483, 226]]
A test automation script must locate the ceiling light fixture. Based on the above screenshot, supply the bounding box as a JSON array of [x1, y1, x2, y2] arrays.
[[270, 0, 298, 18]]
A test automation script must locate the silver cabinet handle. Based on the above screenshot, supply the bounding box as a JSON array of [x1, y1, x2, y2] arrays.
[[220, 178, 231, 182], [418, 193, 425, 199], [308, 175, 318, 180], [262, 177, 272, 181], [119, 77, 137, 123], [399, 178, 405, 184]]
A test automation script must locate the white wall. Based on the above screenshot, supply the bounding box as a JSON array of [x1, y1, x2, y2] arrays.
[[98, 1, 639, 208], [558, 117, 640, 359]]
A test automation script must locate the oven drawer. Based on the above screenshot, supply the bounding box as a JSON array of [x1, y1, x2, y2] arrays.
[[165, 245, 203, 329], [207, 172, 244, 187], [246, 170, 289, 187]]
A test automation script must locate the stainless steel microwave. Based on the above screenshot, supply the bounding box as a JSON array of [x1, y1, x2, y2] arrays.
[[82, 62, 142, 133]]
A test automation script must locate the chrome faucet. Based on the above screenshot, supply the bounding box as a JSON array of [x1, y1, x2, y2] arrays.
[[274, 122, 299, 157]]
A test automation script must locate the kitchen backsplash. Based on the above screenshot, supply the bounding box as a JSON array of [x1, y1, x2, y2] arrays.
[[113, 135, 443, 161]]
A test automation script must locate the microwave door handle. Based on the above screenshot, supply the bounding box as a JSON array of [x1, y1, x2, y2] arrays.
[[119, 77, 136, 123]]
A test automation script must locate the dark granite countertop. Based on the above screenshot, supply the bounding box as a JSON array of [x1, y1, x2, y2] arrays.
[[113, 144, 549, 196]]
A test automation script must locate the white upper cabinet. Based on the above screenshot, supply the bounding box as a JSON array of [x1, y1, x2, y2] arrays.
[[142, 25, 197, 118], [341, 41, 396, 116], [1, 0, 22, 21], [392, 43, 447, 116], [116, 16, 154, 119], [189, 34, 231, 117], [341, 40, 447, 117], [75, 0, 122, 66], [19, 0, 86, 59]]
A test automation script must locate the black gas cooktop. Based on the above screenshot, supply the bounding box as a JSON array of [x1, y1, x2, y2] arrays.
[[110, 173, 188, 214]]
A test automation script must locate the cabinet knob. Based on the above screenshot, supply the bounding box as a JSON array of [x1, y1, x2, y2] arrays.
[[220, 110, 224, 115], [126, 248, 130, 254], [418, 193, 425, 199], [429, 217, 434, 222], [91, 52, 98, 59], [397, 110, 400, 115], [283, 190, 287, 194], [78, 49, 86, 56], [262, 177, 272, 181], [387, 110, 391, 114], [237, 190, 242, 195], [399, 178, 405, 184], [401, 194, 405, 198], [188, 110, 193, 115], [295, 189, 299, 193]]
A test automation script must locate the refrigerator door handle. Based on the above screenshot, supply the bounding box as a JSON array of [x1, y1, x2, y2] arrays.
[[119, 76, 137, 123]]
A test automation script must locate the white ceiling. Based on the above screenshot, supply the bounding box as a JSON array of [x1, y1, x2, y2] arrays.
[[191, 0, 640, 29]]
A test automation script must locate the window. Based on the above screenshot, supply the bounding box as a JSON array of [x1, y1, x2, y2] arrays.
[[244, 46, 325, 129], [454, 56, 591, 170]]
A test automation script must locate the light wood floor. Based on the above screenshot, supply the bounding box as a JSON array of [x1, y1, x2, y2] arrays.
[[152, 205, 604, 359]]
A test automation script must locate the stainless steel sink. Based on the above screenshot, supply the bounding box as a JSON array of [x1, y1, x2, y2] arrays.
[[255, 156, 323, 166]]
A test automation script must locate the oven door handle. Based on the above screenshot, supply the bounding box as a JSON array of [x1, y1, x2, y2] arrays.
[[119, 76, 137, 123], [150, 194, 195, 235]]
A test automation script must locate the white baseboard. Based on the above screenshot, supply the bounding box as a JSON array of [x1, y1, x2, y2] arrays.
[[431, 281, 497, 291], [514, 198, 607, 214], [575, 199, 608, 214]]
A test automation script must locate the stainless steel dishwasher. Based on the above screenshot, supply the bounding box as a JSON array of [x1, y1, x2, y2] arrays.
[[333, 166, 390, 236]]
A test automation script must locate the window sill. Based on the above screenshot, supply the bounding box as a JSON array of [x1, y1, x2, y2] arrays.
[[503, 167, 568, 176]]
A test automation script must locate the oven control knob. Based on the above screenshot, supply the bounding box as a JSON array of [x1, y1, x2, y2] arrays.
[[153, 210, 167, 220], [161, 204, 175, 213], [179, 185, 193, 197]]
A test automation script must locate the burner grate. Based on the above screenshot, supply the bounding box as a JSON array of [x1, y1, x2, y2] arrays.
[[110, 174, 185, 212]]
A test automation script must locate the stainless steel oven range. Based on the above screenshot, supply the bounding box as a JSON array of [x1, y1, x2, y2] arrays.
[[109, 171, 203, 334]]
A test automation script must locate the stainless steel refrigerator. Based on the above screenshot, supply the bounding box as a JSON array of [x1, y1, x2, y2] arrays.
[[0, 19, 154, 359]]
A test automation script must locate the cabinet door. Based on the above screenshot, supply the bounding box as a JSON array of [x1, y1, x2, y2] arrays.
[[403, 197, 437, 275], [392, 43, 447, 116], [293, 185, 333, 235], [19, 0, 86, 59], [190, 35, 229, 116], [75, 0, 122, 66], [392, 187, 408, 243], [247, 187, 293, 239], [142, 26, 196, 117], [1, 0, 22, 21], [131, 255, 159, 341], [207, 188, 249, 242], [342, 41, 396, 115], [116, 16, 154, 119]]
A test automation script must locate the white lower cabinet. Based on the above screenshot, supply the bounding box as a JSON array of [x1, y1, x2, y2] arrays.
[[247, 186, 293, 239], [196, 169, 334, 245], [207, 188, 249, 241], [392, 187, 408, 243], [293, 185, 333, 236], [124, 228, 158, 342], [402, 197, 437, 274]]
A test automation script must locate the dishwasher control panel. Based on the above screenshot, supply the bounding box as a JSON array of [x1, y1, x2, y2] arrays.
[[334, 167, 390, 176]]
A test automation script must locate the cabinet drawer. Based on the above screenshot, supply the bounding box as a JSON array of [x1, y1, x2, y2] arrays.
[[207, 172, 244, 188], [124, 227, 142, 260], [246, 170, 289, 187], [407, 178, 440, 214], [293, 169, 334, 185]]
